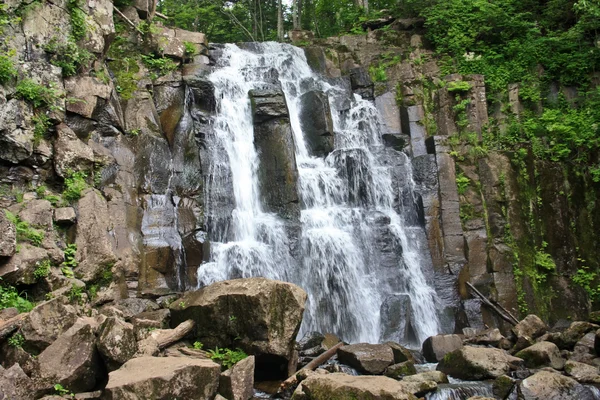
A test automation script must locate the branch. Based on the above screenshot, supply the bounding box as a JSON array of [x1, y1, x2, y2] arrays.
[[114, 7, 144, 35], [279, 342, 344, 393], [155, 11, 169, 20], [0, 313, 26, 340], [221, 9, 255, 42], [150, 319, 195, 349], [466, 282, 518, 326]]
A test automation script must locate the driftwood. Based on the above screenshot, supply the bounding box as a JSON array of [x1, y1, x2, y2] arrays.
[[466, 282, 519, 326], [114, 8, 144, 35], [178, 347, 210, 359], [279, 342, 344, 392], [155, 11, 169, 20], [152, 319, 195, 349], [0, 313, 26, 340]]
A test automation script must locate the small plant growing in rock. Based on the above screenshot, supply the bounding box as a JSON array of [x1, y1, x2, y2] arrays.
[[455, 173, 470, 195], [53, 383, 74, 397], [447, 81, 472, 93], [62, 243, 78, 272], [183, 41, 197, 57], [67, 285, 85, 304], [208, 347, 248, 370], [62, 170, 88, 203], [33, 259, 51, 280], [0, 279, 33, 312], [0, 54, 17, 83], [15, 79, 60, 109], [193, 341, 204, 350], [5, 211, 45, 246], [8, 333, 24, 348], [178, 301, 186, 309]]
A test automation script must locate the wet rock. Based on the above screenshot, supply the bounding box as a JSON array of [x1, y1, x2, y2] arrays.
[[422, 334, 463, 362], [97, 317, 138, 371], [54, 123, 95, 178], [103, 357, 221, 399], [515, 341, 565, 370], [170, 278, 306, 376], [295, 372, 417, 400], [298, 332, 341, 359], [20, 296, 78, 352], [298, 90, 334, 156], [36, 322, 102, 393], [380, 294, 415, 344], [54, 207, 77, 224], [0, 364, 37, 400], [493, 375, 516, 399], [75, 189, 117, 282], [64, 76, 112, 119], [337, 343, 395, 375], [385, 342, 416, 364], [384, 361, 416, 379], [219, 355, 255, 400], [515, 370, 596, 400], [349, 68, 374, 100], [250, 89, 289, 122], [437, 346, 523, 380], [564, 360, 600, 383], [398, 376, 437, 397], [0, 211, 16, 257], [375, 92, 402, 135]]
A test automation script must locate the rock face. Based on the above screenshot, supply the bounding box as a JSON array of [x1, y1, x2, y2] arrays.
[[295, 373, 418, 400], [170, 278, 307, 375], [422, 334, 463, 362], [97, 317, 138, 371], [0, 364, 37, 400], [36, 322, 101, 393], [298, 90, 335, 156], [103, 357, 221, 399], [516, 370, 596, 400], [250, 89, 300, 220], [0, 211, 17, 257], [219, 356, 255, 400], [20, 296, 78, 352], [337, 343, 395, 375], [437, 346, 523, 380], [515, 341, 564, 370]]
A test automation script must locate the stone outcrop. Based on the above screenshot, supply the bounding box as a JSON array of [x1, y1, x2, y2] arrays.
[[437, 346, 523, 380], [337, 343, 395, 375], [422, 334, 463, 362], [20, 296, 78, 352], [218, 356, 255, 400], [96, 317, 138, 371], [170, 278, 307, 375], [103, 357, 220, 399], [0, 211, 16, 257], [298, 90, 335, 156], [514, 370, 596, 400], [515, 341, 564, 370]]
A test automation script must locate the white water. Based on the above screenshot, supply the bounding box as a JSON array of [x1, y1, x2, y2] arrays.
[[197, 42, 440, 344]]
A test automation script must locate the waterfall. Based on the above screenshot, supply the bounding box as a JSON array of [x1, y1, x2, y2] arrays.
[[197, 42, 440, 345]]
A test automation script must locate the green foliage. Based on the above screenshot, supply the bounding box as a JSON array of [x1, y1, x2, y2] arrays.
[[8, 333, 25, 348], [455, 173, 470, 195], [193, 341, 204, 350], [43, 38, 93, 77], [67, 284, 85, 303], [54, 384, 74, 397], [62, 170, 88, 203], [35, 185, 47, 198], [34, 259, 51, 280], [5, 210, 45, 247], [572, 264, 599, 301], [15, 79, 60, 109], [447, 81, 472, 93], [534, 247, 556, 272], [32, 113, 52, 145], [208, 347, 248, 370], [0, 54, 17, 83], [141, 54, 179, 78], [63, 244, 78, 269], [108, 56, 140, 100], [0, 279, 33, 313], [183, 41, 197, 57], [67, 0, 87, 41], [369, 64, 387, 82]]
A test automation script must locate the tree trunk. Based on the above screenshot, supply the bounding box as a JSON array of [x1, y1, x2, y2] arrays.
[[293, 0, 302, 30], [277, 0, 284, 41]]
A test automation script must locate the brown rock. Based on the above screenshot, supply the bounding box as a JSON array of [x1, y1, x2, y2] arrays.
[[564, 360, 600, 383], [338, 343, 395, 375], [219, 356, 255, 400], [517, 370, 596, 399], [0, 211, 16, 257], [515, 341, 565, 370], [422, 334, 463, 362], [97, 317, 138, 371], [20, 296, 78, 352], [295, 373, 417, 400], [437, 346, 523, 380]]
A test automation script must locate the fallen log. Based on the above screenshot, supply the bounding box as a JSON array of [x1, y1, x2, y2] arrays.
[[114, 8, 144, 35], [178, 347, 210, 359], [466, 282, 518, 326], [151, 319, 195, 349], [0, 313, 26, 340], [279, 342, 344, 393]]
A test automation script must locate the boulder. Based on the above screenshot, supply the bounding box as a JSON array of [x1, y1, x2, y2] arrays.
[[564, 360, 600, 383], [558, 321, 599, 350], [20, 296, 78, 352], [298, 91, 335, 156], [54, 207, 77, 224], [103, 357, 221, 399], [250, 88, 289, 122], [512, 315, 547, 350], [467, 328, 505, 347], [16, 199, 53, 229], [516, 370, 596, 400], [348, 68, 374, 99], [493, 375, 516, 399], [298, 332, 341, 359], [422, 334, 463, 362], [0, 211, 16, 257], [384, 361, 417, 379], [385, 342, 416, 364], [75, 189, 117, 282], [170, 278, 307, 376], [110, 298, 160, 319], [380, 294, 414, 344], [219, 356, 255, 400], [64, 76, 112, 118], [0, 364, 37, 400], [0, 99, 34, 164], [0, 244, 49, 285], [595, 328, 600, 355], [437, 346, 523, 380], [53, 123, 95, 178], [36, 321, 102, 393], [398, 376, 437, 397], [515, 341, 565, 370], [97, 317, 138, 371], [294, 373, 417, 400], [337, 343, 395, 375]]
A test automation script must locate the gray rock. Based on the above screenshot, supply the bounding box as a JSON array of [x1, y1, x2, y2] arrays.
[[97, 317, 138, 371], [558, 321, 599, 350], [0, 363, 36, 400], [53, 123, 95, 178], [298, 90, 334, 156], [170, 278, 306, 375], [103, 357, 221, 399], [37, 321, 102, 393], [18, 199, 53, 229], [437, 346, 523, 380], [564, 360, 600, 383], [0, 99, 34, 164], [20, 296, 78, 352], [515, 341, 565, 370], [219, 356, 255, 400], [337, 343, 395, 375], [380, 294, 414, 344], [516, 370, 596, 400], [0, 244, 48, 285], [0, 211, 16, 257], [467, 328, 505, 347], [349, 68, 374, 99], [250, 88, 289, 122], [64, 76, 112, 118], [54, 207, 77, 224], [512, 314, 548, 344], [384, 361, 416, 379], [422, 334, 463, 362]]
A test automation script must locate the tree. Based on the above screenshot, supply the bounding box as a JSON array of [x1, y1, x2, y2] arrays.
[[277, 0, 284, 40]]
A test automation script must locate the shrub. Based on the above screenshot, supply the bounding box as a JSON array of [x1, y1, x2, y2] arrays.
[[15, 79, 60, 108], [193, 341, 204, 350], [369, 64, 387, 82], [44, 38, 92, 77], [62, 170, 88, 203], [8, 333, 25, 348], [34, 259, 51, 280], [32, 113, 52, 145], [67, 284, 85, 303], [0, 279, 34, 313], [0, 54, 17, 83], [141, 54, 179, 78], [447, 80, 472, 93], [208, 347, 248, 370], [68, 0, 87, 40], [63, 244, 78, 269], [5, 211, 45, 246], [455, 173, 470, 195], [183, 41, 197, 57]]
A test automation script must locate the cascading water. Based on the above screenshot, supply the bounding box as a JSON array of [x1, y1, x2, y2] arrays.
[[197, 42, 440, 345]]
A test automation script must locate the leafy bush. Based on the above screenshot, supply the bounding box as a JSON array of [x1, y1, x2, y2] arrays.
[[34, 259, 51, 280], [141, 54, 179, 78], [447, 81, 472, 93], [44, 38, 92, 77], [0, 54, 17, 83], [183, 41, 197, 57], [208, 347, 248, 370], [455, 173, 470, 195], [8, 333, 25, 348], [5, 211, 45, 246], [63, 244, 78, 269], [15, 79, 60, 108], [67, 284, 85, 303], [193, 341, 204, 350], [68, 0, 87, 40], [368, 64, 387, 82], [32, 113, 52, 145], [0, 279, 34, 313], [62, 170, 88, 203]]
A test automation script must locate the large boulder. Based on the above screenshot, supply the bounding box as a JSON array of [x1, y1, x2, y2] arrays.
[[20, 296, 78, 352], [36, 321, 102, 393], [515, 370, 596, 400], [384, 361, 417, 380], [219, 356, 255, 400], [0, 211, 16, 257], [0, 364, 37, 400], [557, 321, 599, 350], [515, 341, 564, 370], [0, 99, 34, 164], [337, 343, 395, 375], [250, 88, 289, 122], [298, 90, 335, 157], [103, 357, 221, 399], [564, 360, 600, 383], [0, 244, 49, 285], [170, 278, 307, 376], [437, 346, 523, 380], [97, 317, 138, 371], [512, 314, 547, 350], [422, 334, 463, 362], [53, 123, 95, 178], [294, 373, 417, 400]]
